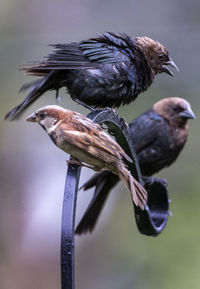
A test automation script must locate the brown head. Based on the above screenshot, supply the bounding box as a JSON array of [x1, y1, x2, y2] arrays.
[[153, 97, 196, 128], [135, 36, 179, 76], [26, 105, 70, 131]]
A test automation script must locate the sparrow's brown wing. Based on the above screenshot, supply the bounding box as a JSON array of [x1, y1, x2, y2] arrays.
[[58, 114, 132, 165], [58, 113, 147, 210]]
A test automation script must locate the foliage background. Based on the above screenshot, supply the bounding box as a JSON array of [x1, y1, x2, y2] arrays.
[[1, 1, 200, 288]]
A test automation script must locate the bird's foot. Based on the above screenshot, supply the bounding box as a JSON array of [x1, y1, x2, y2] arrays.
[[66, 158, 98, 170], [119, 116, 129, 130], [143, 176, 168, 187], [66, 159, 82, 166], [98, 107, 116, 114]]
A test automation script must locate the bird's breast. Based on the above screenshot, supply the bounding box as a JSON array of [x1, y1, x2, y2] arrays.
[[171, 126, 188, 148]]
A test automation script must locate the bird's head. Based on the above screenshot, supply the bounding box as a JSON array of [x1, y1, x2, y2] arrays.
[[135, 36, 179, 76], [153, 97, 196, 127], [26, 105, 68, 131]]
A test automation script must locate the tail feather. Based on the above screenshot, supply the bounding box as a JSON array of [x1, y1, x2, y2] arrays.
[[5, 72, 55, 120], [118, 167, 147, 210], [75, 168, 147, 235], [18, 78, 44, 93], [75, 171, 118, 235]]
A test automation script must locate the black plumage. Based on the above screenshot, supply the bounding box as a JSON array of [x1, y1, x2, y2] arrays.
[[5, 32, 178, 119], [75, 97, 195, 235]]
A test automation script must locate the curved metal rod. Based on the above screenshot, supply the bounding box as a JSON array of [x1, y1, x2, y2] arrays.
[[139, 176, 169, 236], [60, 108, 170, 289], [61, 162, 81, 289]]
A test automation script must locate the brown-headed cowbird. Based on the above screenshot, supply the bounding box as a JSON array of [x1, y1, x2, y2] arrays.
[[75, 97, 195, 235], [5, 32, 178, 119], [26, 105, 147, 210]]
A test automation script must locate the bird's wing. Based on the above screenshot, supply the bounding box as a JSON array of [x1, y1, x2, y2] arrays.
[[24, 43, 94, 73], [60, 116, 148, 209], [129, 110, 165, 153], [23, 32, 135, 74], [59, 114, 132, 165], [79, 32, 135, 63]]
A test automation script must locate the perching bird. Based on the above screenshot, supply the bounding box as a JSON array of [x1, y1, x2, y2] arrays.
[[5, 32, 178, 119], [75, 97, 195, 235], [26, 105, 147, 210]]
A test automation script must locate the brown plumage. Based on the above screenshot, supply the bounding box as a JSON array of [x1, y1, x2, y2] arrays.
[[75, 97, 195, 234], [5, 32, 178, 119], [26, 105, 147, 210]]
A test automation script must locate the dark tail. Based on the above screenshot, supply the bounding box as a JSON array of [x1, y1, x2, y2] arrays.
[[75, 171, 119, 235], [5, 71, 56, 120]]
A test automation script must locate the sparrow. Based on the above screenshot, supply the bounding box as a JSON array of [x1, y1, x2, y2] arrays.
[[5, 32, 178, 119], [75, 97, 195, 234], [26, 105, 147, 210]]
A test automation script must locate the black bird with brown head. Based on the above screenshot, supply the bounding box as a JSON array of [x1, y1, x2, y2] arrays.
[[75, 97, 195, 235], [5, 32, 178, 119]]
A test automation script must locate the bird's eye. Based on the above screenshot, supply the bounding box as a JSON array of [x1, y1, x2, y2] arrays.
[[38, 111, 45, 119], [158, 53, 169, 62], [158, 54, 164, 60], [172, 105, 181, 113]]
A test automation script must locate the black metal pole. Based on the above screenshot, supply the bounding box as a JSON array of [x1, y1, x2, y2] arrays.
[[61, 160, 81, 289]]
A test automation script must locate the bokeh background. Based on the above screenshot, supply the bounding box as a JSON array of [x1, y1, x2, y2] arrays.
[[1, 0, 200, 288]]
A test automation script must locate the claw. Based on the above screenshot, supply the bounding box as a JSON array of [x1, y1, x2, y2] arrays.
[[66, 159, 82, 166]]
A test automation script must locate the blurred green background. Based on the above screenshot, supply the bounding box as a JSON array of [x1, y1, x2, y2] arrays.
[[1, 0, 200, 288]]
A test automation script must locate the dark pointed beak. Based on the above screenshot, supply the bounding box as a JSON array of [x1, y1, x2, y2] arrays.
[[26, 112, 38, 122], [168, 58, 179, 71], [180, 107, 196, 119], [162, 58, 179, 77]]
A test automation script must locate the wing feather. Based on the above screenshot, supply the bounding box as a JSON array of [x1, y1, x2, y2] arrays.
[[58, 115, 132, 165], [129, 110, 165, 153], [23, 32, 135, 74]]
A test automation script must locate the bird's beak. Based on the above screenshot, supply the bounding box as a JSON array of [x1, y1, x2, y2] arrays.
[[26, 112, 38, 122], [180, 107, 196, 119], [162, 58, 179, 77]]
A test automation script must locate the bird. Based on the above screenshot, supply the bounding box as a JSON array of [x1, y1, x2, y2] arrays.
[[26, 105, 147, 210], [75, 97, 195, 235], [5, 32, 178, 120]]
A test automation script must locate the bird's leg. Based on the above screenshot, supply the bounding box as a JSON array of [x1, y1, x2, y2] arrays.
[[74, 99, 96, 112], [74, 98, 116, 114], [55, 89, 61, 102]]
